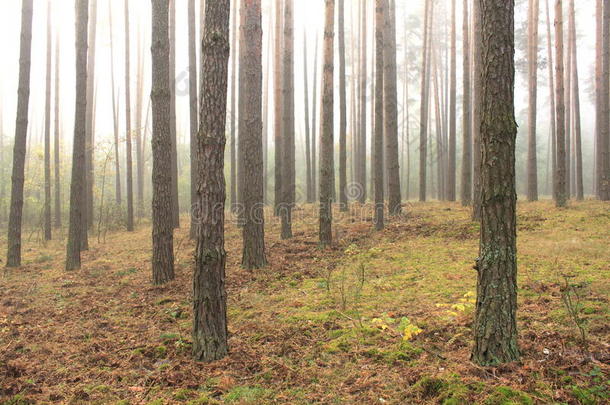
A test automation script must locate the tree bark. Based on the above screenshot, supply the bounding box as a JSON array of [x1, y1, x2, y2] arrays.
[[189, 0, 199, 238], [273, 0, 283, 215], [135, 24, 145, 219], [54, 30, 62, 228], [596, 0, 603, 197], [338, 0, 347, 212], [303, 35, 313, 204], [44, 0, 52, 241], [108, 1, 121, 206], [601, 0, 610, 200], [7, 0, 33, 267], [545, 0, 557, 198], [472, 0, 483, 219], [169, 0, 180, 227], [358, 2, 368, 203], [447, 0, 457, 202], [374, 0, 385, 230], [85, 0, 97, 232], [568, 0, 583, 200], [527, 0, 539, 201], [554, 0, 567, 207], [193, 0, 231, 362], [312, 34, 319, 201], [66, 0, 89, 270], [151, 0, 175, 285], [419, 0, 431, 202], [280, 0, 294, 240], [241, 0, 267, 269], [125, 0, 135, 230], [472, 0, 519, 366], [461, 0, 472, 206]]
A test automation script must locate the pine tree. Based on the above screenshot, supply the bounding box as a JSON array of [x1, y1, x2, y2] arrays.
[[44, 0, 52, 241], [273, 0, 283, 216], [527, 0, 540, 201], [554, 0, 567, 207], [124, 0, 135, 230], [108, 1, 122, 205], [189, 0, 199, 238], [374, 0, 385, 230], [419, 0, 431, 202], [54, 30, 62, 227], [85, 0, 98, 230], [461, 0, 472, 206], [338, 0, 347, 211]]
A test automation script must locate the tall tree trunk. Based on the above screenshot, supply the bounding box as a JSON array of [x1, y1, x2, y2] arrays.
[[564, 2, 572, 198], [7, 0, 33, 267], [44, 0, 52, 241], [66, 0, 89, 270], [151, 0, 175, 285], [338, 0, 348, 212], [472, 0, 519, 366], [241, 0, 267, 269], [125, 0, 135, 230], [595, 0, 603, 197], [273, 0, 283, 215], [461, 0, 472, 206], [189, 0, 199, 238], [303, 35, 313, 203], [280, 0, 294, 240], [311, 34, 319, 201], [545, 0, 557, 198], [527, 0, 539, 201], [358, 1, 368, 204], [135, 25, 145, 219], [374, 0, 385, 230], [230, 0, 238, 212], [193, 0, 230, 362], [54, 30, 62, 227], [263, 19, 271, 206], [554, 0, 567, 207], [108, 1, 121, 206], [419, 0, 431, 202], [568, 0, 583, 200], [447, 0, 457, 202], [472, 0, 483, 219], [383, 0, 401, 214], [169, 0, 180, 227], [602, 0, 610, 200], [85, 0, 97, 232], [319, 0, 335, 245]]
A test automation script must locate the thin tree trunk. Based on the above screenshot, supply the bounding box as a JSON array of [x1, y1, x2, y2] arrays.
[[569, 0, 583, 200], [280, 0, 294, 240], [263, 19, 271, 206], [319, 0, 335, 245], [230, 0, 238, 213], [135, 24, 145, 219], [7, 0, 33, 267], [554, 0, 567, 207], [602, 0, 610, 200], [189, 0, 199, 238], [109, 1, 121, 206], [472, 0, 519, 366], [527, 0, 539, 201], [303, 35, 313, 203], [374, 0, 385, 230], [241, 0, 267, 269], [85, 0, 97, 231], [273, 0, 283, 215], [54, 30, 61, 228], [419, 0, 431, 202], [66, 0, 89, 270], [338, 0, 348, 211], [461, 0, 472, 206], [564, 2, 572, 198], [169, 0, 180, 227], [595, 0, 603, 197], [545, 0, 557, 198], [125, 0, 135, 230], [44, 0, 52, 241], [312, 34, 319, 201], [447, 0, 457, 201], [193, 0, 230, 362], [151, 0, 175, 285], [358, 2, 368, 203], [472, 0, 482, 219]]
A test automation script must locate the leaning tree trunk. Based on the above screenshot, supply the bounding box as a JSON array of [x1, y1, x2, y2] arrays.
[[54, 30, 62, 227], [188, 0, 199, 238], [472, 0, 519, 367], [554, 0, 567, 207], [319, 0, 335, 246], [241, 0, 267, 269], [193, 0, 231, 362], [66, 0, 89, 270], [273, 0, 283, 215], [384, 0, 401, 215], [374, 0, 385, 230], [527, 0, 539, 201], [85, 0, 98, 231], [124, 0, 135, 230], [569, 0, 583, 200], [150, 0, 175, 285], [338, 0, 347, 211], [44, 0, 52, 241], [280, 0, 295, 240], [419, 0, 431, 202], [461, 0, 472, 206], [7, 0, 33, 267]]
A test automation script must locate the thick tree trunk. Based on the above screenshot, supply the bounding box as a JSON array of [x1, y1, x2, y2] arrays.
[[338, 0, 347, 211], [44, 0, 52, 241], [66, 0, 89, 270], [151, 0, 175, 285], [374, 0, 385, 230], [319, 0, 335, 246], [193, 0, 231, 362], [472, 0, 519, 366], [461, 0, 472, 206], [280, 0, 294, 240], [383, 0, 401, 215], [189, 0, 199, 238], [241, 0, 267, 269], [263, 20, 271, 206], [54, 31, 62, 228], [303, 35, 313, 203], [569, 0, 583, 200], [7, 0, 33, 267], [125, 0, 135, 230], [108, 1, 121, 206], [419, 0, 431, 202], [169, 0, 180, 227], [596, 0, 603, 197], [527, 0, 539, 201], [554, 0, 567, 207], [273, 0, 283, 215]]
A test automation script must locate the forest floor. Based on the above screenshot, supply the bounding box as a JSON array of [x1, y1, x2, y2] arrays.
[[0, 201, 609, 405]]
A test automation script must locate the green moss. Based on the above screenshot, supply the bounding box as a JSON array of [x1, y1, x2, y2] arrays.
[[159, 333, 180, 342], [224, 386, 270, 403], [173, 389, 193, 401], [415, 377, 448, 399], [146, 400, 164, 405], [570, 384, 609, 405], [115, 401, 130, 405], [483, 386, 534, 405], [155, 345, 167, 358], [1, 395, 34, 405]]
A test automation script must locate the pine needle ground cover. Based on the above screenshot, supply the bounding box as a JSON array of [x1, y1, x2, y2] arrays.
[[1, 201, 608, 404]]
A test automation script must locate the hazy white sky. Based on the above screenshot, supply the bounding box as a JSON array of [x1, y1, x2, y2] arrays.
[[0, 0, 600, 172]]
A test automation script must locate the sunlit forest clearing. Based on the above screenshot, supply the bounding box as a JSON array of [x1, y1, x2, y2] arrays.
[[1, 201, 608, 404]]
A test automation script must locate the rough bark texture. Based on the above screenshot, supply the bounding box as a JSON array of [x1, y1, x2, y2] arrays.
[[151, 0, 175, 285], [280, 0, 294, 240], [461, 0, 472, 206], [319, 0, 335, 246], [554, 0, 567, 207], [54, 30, 62, 227], [189, 0, 199, 239], [374, 0, 385, 230], [383, 0, 401, 215], [569, 0, 583, 200], [193, 0, 231, 362], [240, 0, 267, 269], [472, 0, 483, 219], [125, 0, 135, 230], [273, 0, 283, 215], [338, 0, 347, 211], [419, 0, 431, 202], [472, 0, 519, 367], [44, 0, 52, 241], [169, 0, 180, 227], [7, 0, 33, 267], [66, 0, 89, 271], [527, 0, 539, 201], [85, 0, 97, 230]]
